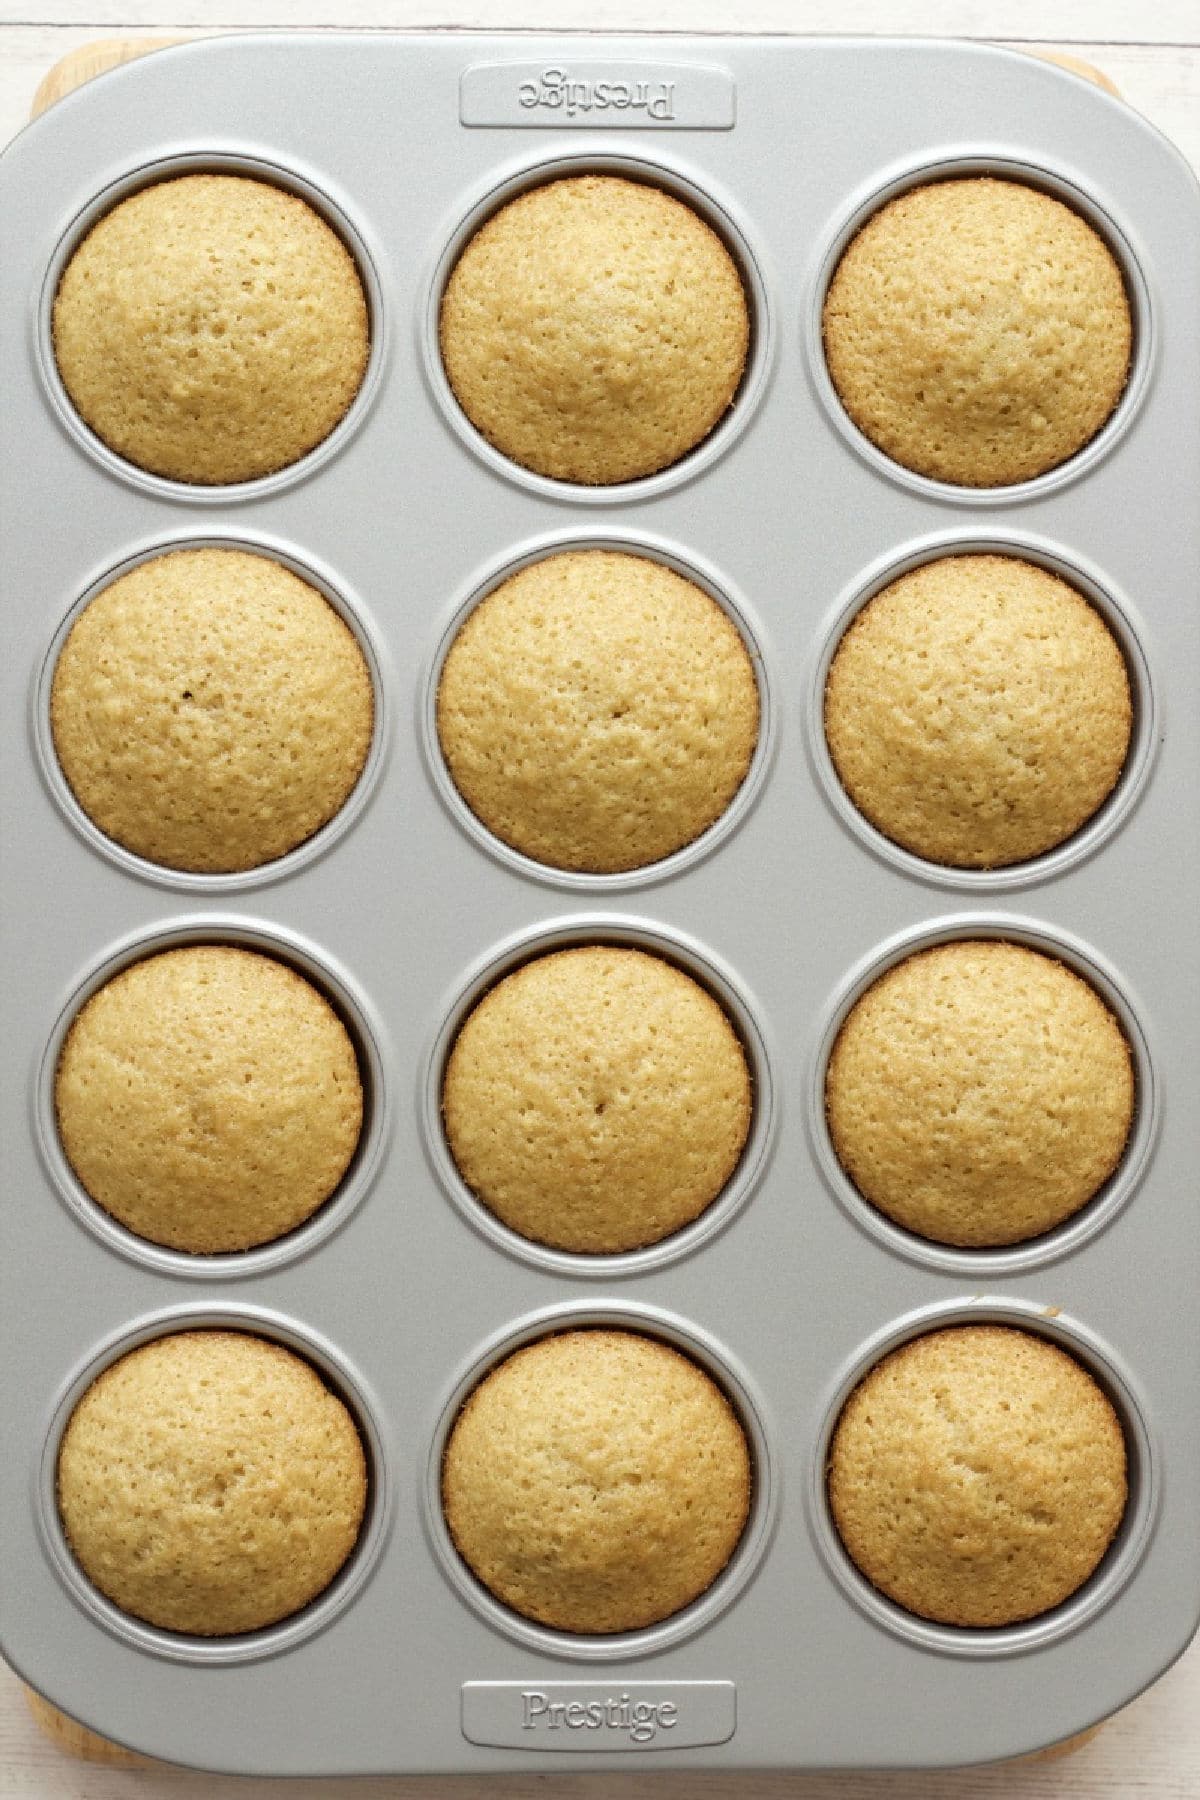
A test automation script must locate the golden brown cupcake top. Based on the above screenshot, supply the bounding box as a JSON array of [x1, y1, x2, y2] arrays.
[[824, 554, 1132, 868], [52, 173, 369, 483], [828, 1325, 1127, 1627], [822, 177, 1131, 486], [442, 946, 752, 1254], [55, 945, 363, 1253], [51, 548, 374, 874], [826, 940, 1133, 1247], [439, 175, 749, 483], [57, 1331, 367, 1636], [437, 550, 759, 872], [442, 1330, 751, 1633]]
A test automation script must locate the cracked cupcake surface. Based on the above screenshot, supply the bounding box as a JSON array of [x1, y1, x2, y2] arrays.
[[827, 1325, 1128, 1628], [57, 1331, 367, 1635], [439, 174, 750, 483], [442, 1330, 752, 1632], [822, 176, 1131, 486], [52, 173, 369, 483]]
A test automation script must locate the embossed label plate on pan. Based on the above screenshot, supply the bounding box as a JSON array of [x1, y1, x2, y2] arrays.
[[461, 1681, 737, 1750]]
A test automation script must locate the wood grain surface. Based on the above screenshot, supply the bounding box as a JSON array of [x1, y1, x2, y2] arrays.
[[1, 3, 1197, 1794], [0, 0, 1197, 38]]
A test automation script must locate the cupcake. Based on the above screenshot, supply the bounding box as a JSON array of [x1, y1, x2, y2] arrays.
[[57, 1331, 367, 1635], [825, 940, 1134, 1247], [442, 1330, 751, 1632], [55, 945, 363, 1253], [439, 174, 749, 483], [828, 1326, 1127, 1627], [823, 554, 1132, 867], [442, 946, 751, 1253], [52, 173, 369, 483], [822, 177, 1131, 485], [437, 549, 759, 872], [51, 547, 374, 874]]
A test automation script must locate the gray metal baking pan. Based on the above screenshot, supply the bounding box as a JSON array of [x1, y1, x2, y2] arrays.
[[1, 31, 1198, 1775]]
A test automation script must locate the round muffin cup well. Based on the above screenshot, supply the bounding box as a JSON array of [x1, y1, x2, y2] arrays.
[[441, 1329, 752, 1632], [421, 916, 776, 1278], [53, 173, 369, 484], [806, 154, 1152, 506], [808, 916, 1158, 1279], [425, 1303, 776, 1661], [808, 1299, 1157, 1659], [55, 945, 365, 1254], [421, 530, 775, 891], [50, 548, 375, 876], [34, 535, 388, 893], [822, 177, 1131, 486], [422, 151, 773, 504], [439, 174, 749, 485], [827, 1324, 1127, 1626], [37, 152, 385, 503], [36, 920, 388, 1280], [822, 555, 1133, 869], [826, 940, 1134, 1247], [441, 946, 753, 1253], [38, 1307, 390, 1666], [806, 533, 1157, 893], [57, 1331, 369, 1635], [435, 550, 760, 876]]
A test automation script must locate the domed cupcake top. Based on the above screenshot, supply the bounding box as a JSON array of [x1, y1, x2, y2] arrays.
[[439, 174, 749, 484], [53, 173, 369, 484], [442, 1330, 751, 1632], [828, 1325, 1127, 1627], [437, 549, 759, 873], [822, 177, 1131, 486], [57, 1331, 367, 1635]]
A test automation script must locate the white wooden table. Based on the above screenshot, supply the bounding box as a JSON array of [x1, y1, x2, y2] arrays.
[[1, 4, 1196, 1794]]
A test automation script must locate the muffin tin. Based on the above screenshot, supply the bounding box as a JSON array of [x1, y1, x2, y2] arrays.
[[1, 32, 1198, 1774]]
